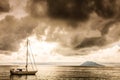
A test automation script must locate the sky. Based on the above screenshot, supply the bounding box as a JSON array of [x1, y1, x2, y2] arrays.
[[0, 0, 120, 65]]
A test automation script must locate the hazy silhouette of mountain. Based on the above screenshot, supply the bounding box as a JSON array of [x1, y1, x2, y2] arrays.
[[81, 61, 104, 67]]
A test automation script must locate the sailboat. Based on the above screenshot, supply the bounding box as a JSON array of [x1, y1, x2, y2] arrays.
[[10, 39, 37, 75]]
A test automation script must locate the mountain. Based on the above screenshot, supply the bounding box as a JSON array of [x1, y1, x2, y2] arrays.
[[81, 61, 104, 67]]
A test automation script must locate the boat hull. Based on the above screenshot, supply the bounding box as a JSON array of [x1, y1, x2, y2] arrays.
[[10, 71, 37, 75]]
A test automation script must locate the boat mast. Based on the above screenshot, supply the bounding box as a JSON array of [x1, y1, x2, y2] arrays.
[[26, 39, 29, 71]]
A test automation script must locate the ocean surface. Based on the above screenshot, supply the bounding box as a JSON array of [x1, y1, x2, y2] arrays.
[[0, 65, 120, 80]]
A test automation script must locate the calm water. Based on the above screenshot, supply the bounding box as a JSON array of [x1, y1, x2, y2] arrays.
[[0, 65, 120, 80]]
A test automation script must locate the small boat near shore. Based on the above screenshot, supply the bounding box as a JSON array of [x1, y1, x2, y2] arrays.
[[10, 69, 37, 75]]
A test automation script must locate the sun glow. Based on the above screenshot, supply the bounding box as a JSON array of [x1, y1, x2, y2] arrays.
[[16, 35, 62, 62], [28, 35, 59, 55]]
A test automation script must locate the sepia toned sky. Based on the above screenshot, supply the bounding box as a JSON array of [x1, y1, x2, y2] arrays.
[[0, 0, 120, 64]]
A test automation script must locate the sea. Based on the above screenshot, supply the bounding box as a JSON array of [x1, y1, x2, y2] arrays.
[[0, 65, 120, 80]]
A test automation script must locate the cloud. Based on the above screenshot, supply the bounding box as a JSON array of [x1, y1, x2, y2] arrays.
[[26, 0, 48, 18], [48, 0, 120, 19], [2, 0, 118, 56], [47, 0, 95, 21], [0, 15, 38, 53], [0, 0, 10, 12], [94, 0, 118, 18], [75, 37, 106, 49]]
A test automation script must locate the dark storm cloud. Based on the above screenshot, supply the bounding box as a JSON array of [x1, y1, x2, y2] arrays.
[[94, 0, 117, 18], [75, 37, 106, 49], [47, 0, 120, 20], [27, 0, 120, 20], [0, 16, 38, 53], [27, 0, 95, 20], [26, 0, 120, 53], [0, 0, 10, 12], [47, 0, 94, 21]]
